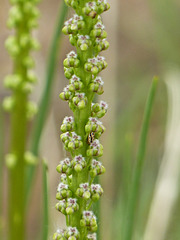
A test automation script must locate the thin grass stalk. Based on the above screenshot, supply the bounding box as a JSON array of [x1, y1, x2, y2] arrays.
[[25, 2, 68, 203], [144, 72, 180, 240], [123, 76, 158, 240], [42, 160, 48, 240], [0, 105, 4, 238]]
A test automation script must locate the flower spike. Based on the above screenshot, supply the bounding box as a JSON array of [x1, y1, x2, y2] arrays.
[[55, 0, 110, 238]]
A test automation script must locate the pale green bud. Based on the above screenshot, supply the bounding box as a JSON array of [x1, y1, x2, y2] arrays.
[[19, 34, 30, 48], [5, 36, 20, 57], [30, 38, 40, 50], [27, 71, 37, 83], [80, 43, 88, 51], [5, 153, 17, 168], [23, 56, 35, 68], [4, 74, 22, 90], [24, 151, 38, 165], [2, 96, 15, 112], [26, 101, 38, 120], [8, 6, 22, 25], [22, 82, 33, 94]]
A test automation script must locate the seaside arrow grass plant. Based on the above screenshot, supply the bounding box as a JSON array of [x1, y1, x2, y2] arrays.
[[54, 0, 110, 239], [3, 0, 40, 239]]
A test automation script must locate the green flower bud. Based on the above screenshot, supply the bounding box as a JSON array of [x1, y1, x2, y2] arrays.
[[5, 153, 17, 168], [65, 227, 80, 239], [56, 200, 67, 214], [91, 101, 108, 118], [21, 82, 34, 94], [19, 34, 30, 48], [87, 139, 103, 157], [62, 25, 70, 35], [86, 233, 97, 240], [95, 39, 109, 52], [89, 159, 106, 177], [4, 74, 22, 90], [56, 183, 72, 200], [56, 158, 72, 175], [64, 67, 74, 79], [90, 184, 103, 201], [24, 151, 38, 165], [69, 35, 77, 46], [66, 198, 79, 214], [23, 56, 35, 68], [26, 101, 38, 120], [71, 155, 86, 172], [77, 35, 91, 51], [63, 51, 80, 68], [76, 183, 91, 200], [5, 36, 20, 57], [2, 96, 15, 112], [27, 71, 37, 83], [59, 85, 74, 101], [83, 2, 98, 18], [61, 116, 74, 132], [72, 93, 87, 109], [80, 211, 97, 231], [8, 5, 22, 26], [85, 117, 105, 138], [28, 19, 38, 29]]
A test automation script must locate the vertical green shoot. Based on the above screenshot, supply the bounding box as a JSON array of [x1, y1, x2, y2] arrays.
[[42, 160, 48, 240]]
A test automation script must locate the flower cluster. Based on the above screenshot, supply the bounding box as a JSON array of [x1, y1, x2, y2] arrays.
[[53, 227, 80, 240], [54, 0, 109, 239], [3, 0, 40, 120]]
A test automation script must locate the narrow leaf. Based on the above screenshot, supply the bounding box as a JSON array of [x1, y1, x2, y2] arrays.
[[25, 1, 68, 204], [123, 76, 158, 240]]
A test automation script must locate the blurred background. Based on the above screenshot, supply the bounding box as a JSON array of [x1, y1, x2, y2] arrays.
[[1, 0, 180, 239]]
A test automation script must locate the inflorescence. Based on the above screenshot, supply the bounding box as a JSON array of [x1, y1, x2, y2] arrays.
[[3, 0, 40, 168], [54, 0, 109, 239]]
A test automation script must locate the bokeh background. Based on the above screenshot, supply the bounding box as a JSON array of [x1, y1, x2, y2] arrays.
[[1, 0, 180, 239]]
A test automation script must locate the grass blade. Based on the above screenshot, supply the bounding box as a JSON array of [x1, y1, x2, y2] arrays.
[[25, 1, 68, 203], [123, 76, 158, 240], [42, 160, 48, 240]]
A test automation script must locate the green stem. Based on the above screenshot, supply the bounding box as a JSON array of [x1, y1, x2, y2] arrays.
[[25, 2, 68, 203], [70, 38, 95, 240], [123, 76, 158, 240], [8, 13, 31, 239], [8, 93, 27, 240], [42, 160, 48, 240], [0, 105, 4, 238]]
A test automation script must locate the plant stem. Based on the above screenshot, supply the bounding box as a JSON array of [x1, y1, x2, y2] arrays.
[[8, 12, 30, 239], [42, 160, 48, 240], [8, 87, 27, 240], [123, 76, 158, 240], [5, 1, 40, 238], [69, 33, 95, 240], [0, 105, 4, 239], [25, 2, 68, 203]]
